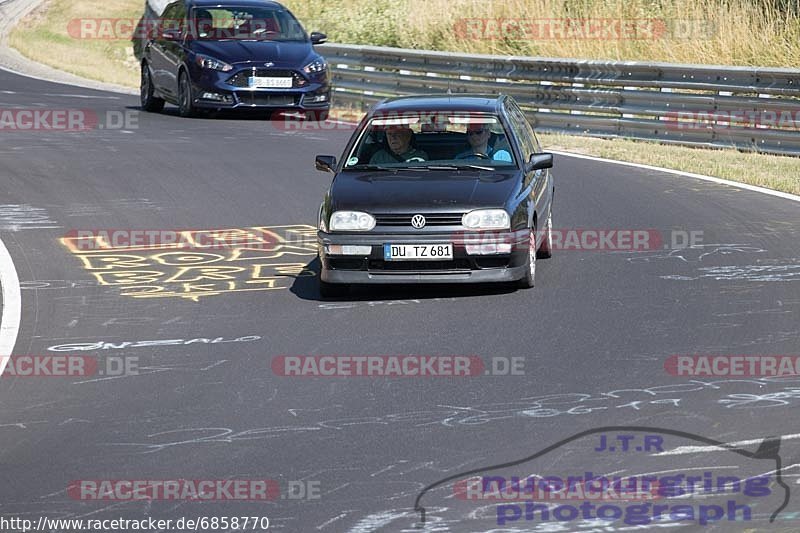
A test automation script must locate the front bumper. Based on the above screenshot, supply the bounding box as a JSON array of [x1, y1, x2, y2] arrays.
[[318, 230, 529, 284], [189, 66, 331, 110]]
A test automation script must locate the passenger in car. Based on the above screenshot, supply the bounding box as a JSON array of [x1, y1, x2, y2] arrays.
[[455, 124, 512, 161], [369, 126, 429, 163]]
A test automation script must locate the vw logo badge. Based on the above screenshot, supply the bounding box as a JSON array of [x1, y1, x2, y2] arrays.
[[411, 214, 426, 229]]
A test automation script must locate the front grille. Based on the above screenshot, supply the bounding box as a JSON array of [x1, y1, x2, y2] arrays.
[[234, 93, 298, 107], [227, 69, 307, 88], [368, 259, 471, 271], [374, 213, 464, 227]]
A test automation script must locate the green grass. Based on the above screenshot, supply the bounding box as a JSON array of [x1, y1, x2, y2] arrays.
[[283, 0, 800, 67], [9, 0, 142, 87], [538, 133, 800, 195]]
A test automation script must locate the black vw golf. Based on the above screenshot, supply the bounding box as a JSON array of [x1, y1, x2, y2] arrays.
[[315, 95, 555, 297], [140, 0, 330, 119]]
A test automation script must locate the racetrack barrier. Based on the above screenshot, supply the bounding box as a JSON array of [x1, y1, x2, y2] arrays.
[[320, 43, 800, 156]]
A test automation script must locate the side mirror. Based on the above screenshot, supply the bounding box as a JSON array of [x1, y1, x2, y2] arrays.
[[310, 32, 328, 45], [525, 153, 553, 172], [316, 155, 337, 173]]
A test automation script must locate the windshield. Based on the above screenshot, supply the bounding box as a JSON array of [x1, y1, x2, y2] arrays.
[[343, 111, 518, 170], [189, 6, 307, 41]]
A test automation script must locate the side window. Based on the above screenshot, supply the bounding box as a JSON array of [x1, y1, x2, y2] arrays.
[[282, 9, 308, 39], [531, 130, 543, 153], [161, 2, 186, 34], [506, 103, 536, 163], [502, 105, 524, 159], [174, 2, 187, 33], [519, 114, 540, 155], [518, 108, 538, 160]]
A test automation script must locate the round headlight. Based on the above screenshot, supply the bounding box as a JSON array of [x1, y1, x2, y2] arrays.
[[330, 211, 376, 231], [462, 209, 510, 230]]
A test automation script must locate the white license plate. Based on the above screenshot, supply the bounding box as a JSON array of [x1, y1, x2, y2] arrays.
[[384, 243, 453, 261], [248, 76, 293, 88]]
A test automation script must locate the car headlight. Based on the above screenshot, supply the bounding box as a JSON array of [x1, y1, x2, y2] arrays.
[[462, 209, 510, 230], [330, 211, 376, 231], [303, 58, 327, 74], [195, 54, 233, 72]]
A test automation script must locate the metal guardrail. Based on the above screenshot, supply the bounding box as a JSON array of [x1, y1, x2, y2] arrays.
[[321, 44, 800, 156]]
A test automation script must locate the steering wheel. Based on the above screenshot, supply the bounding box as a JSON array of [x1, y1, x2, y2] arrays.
[[405, 157, 426, 162], [472, 152, 491, 160]]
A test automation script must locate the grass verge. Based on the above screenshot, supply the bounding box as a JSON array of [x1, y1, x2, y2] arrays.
[[8, 0, 142, 87], [537, 133, 800, 196], [7, 0, 800, 196], [282, 0, 800, 67]]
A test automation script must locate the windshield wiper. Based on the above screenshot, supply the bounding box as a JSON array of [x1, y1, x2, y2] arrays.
[[345, 164, 391, 171], [453, 164, 494, 171], [423, 164, 494, 171]]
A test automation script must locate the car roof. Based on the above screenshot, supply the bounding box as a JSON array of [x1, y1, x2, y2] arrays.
[[189, 0, 286, 8], [367, 95, 508, 116]]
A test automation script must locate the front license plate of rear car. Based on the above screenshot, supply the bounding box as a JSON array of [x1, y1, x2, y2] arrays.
[[384, 243, 453, 261], [248, 77, 293, 88]]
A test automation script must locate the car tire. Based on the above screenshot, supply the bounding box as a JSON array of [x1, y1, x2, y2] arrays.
[[140, 63, 164, 113], [537, 209, 553, 259], [516, 226, 536, 289], [319, 279, 348, 298], [305, 109, 329, 122], [178, 71, 197, 118]]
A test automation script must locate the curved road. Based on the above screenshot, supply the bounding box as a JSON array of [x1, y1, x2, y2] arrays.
[[0, 69, 799, 532]]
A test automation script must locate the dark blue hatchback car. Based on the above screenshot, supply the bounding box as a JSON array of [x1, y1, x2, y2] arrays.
[[140, 0, 331, 119]]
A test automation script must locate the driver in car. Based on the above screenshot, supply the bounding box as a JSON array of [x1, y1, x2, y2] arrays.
[[193, 8, 214, 39], [369, 126, 428, 164], [455, 123, 512, 161]]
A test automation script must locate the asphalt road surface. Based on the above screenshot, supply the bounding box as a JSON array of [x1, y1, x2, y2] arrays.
[[0, 68, 799, 532]]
